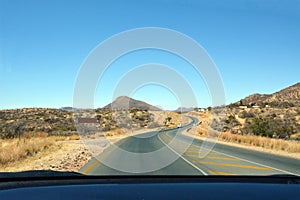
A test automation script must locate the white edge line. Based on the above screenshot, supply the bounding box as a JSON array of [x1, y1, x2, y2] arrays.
[[176, 132, 300, 176], [213, 149, 300, 176], [158, 132, 208, 176]]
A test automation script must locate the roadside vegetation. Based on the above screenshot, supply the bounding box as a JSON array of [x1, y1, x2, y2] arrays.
[[189, 106, 300, 155], [218, 131, 300, 153], [1, 133, 56, 165], [0, 108, 189, 167], [0, 132, 83, 166]]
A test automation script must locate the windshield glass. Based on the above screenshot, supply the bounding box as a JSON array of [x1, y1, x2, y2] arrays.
[[0, 0, 299, 177]]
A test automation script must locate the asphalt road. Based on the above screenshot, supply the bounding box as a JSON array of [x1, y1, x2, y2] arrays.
[[80, 118, 300, 176]]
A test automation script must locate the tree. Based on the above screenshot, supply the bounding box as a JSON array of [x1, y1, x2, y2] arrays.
[[239, 100, 244, 106], [249, 117, 272, 137]]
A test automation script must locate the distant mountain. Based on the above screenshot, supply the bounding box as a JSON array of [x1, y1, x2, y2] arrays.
[[174, 107, 194, 113], [239, 82, 300, 107], [60, 107, 74, 111], [102, 96, 162, 111]]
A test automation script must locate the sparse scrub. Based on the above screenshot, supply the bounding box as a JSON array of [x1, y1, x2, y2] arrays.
[[68, 134, 80, 140], [238, 110, 255, 118], [0, 108, 76, 139]]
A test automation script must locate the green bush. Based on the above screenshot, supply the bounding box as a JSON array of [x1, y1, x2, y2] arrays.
[[246, 116, 294, 139]]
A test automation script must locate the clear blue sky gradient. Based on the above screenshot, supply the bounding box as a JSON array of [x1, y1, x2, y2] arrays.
[[1, 0, 300, 110]]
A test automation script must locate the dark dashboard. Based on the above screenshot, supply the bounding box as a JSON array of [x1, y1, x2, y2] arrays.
[[0, 171, 299, 200]]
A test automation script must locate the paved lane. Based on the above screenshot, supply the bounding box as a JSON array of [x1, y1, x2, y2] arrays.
[[80, 117, 300, 176], [160, 131, 300, 176], [80, 130, 203, 175]]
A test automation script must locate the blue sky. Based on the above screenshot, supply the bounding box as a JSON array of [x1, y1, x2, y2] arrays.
[[1, 0, 300, 110]]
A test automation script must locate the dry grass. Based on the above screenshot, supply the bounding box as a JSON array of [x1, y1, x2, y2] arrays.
[[0, 133, 79, 166], [194, 125, 300, 153], [1, 138, 53, 165], [218, 132, 300, 153], [84, 128, 126, 139], [189, 111, 300, 153], [67, 134, 81, 140], [101, 128, 125, 137]]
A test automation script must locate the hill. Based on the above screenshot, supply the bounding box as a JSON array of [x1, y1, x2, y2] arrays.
[[174, 107, 194, 113], [267, 82, 300, 106], [239, 82, 300, 107], [103, 96, 162, 111]]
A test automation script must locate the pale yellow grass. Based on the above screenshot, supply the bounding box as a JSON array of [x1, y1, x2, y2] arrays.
[[0, 135, 80, 166], [1, 137, 54, 165], [202, 117, 299, 153], [219, 132, 300, 153]]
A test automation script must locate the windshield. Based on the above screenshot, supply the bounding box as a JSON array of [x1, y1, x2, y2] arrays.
[[0, 0, 299, 177]]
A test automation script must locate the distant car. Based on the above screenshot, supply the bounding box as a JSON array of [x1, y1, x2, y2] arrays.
[[177, 124, 182, 128]]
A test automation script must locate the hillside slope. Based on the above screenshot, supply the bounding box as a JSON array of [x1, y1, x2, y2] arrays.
[[239, 82, 300, 106], [103, 96, 162, 111]]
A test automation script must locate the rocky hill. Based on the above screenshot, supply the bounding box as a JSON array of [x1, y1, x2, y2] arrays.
[[103, 96, 162, 111], [267, 82, 300, 106], [238, 82, 300, 107]]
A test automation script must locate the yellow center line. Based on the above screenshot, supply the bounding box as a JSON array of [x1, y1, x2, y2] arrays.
[[160, 133, 220, 156], [183, 153, 218, 157], [81, 139, 127, 174], [183, 150, 219, 154], [204, 156, 238, 160], [183, 154, 237, 160], [192, 161, 272, 171], [208, 170, 236, 176]]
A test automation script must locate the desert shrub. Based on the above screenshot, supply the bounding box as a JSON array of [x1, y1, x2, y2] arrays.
[[225, 115, 241, 128], [249, 117, 272, 137], [269, 101, 294, 108], [238, 110, 255, 118], [34, 132, 48, 138], [210, 118, 223, 131], [245, 116, 294, 139], [23, 132, 32, 139]]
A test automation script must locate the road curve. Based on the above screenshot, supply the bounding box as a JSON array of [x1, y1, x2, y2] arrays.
[[80, 117, 300, 176]]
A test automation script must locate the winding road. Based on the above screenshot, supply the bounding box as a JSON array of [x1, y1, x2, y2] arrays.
[[80, 117, 300, 176]]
